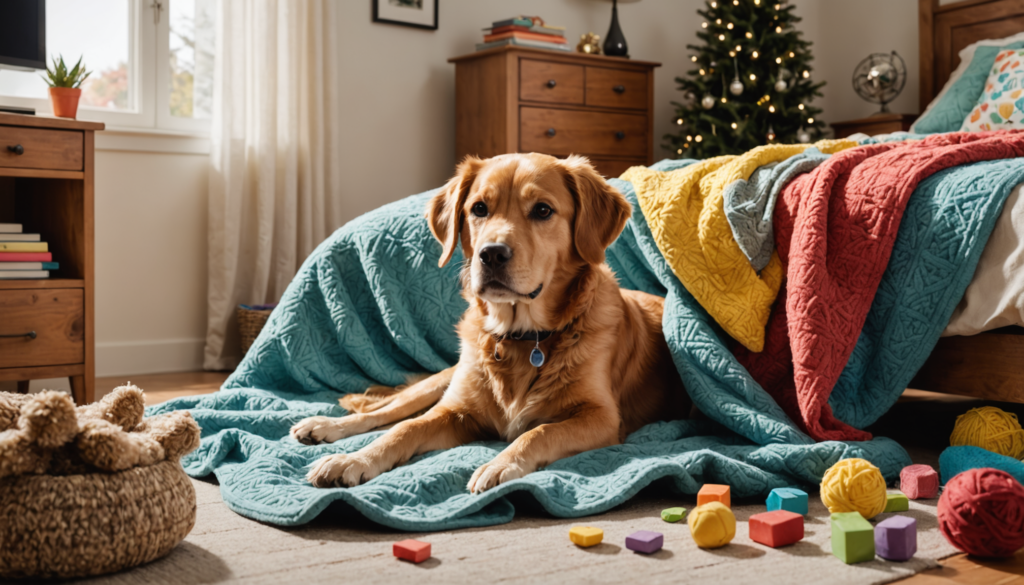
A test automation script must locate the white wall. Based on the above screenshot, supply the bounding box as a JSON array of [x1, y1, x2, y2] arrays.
[[14, 0, 928, 391]]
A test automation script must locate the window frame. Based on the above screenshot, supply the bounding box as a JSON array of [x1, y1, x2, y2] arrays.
[[0, 0, 210, 136]]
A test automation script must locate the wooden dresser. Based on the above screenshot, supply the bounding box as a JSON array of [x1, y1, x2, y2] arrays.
[[0, 113, 102, 404], [830, 113, 917, 139], [449, 47, 660, 178]]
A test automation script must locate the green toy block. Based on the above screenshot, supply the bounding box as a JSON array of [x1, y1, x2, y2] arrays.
[[661, 507, 687, 523], [831, 512, 875, 564], [884, 493, 909, 513]]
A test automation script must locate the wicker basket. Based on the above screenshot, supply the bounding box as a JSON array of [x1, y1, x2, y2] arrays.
[[238, 305, 275, 354], [0, 460, 196, 579]]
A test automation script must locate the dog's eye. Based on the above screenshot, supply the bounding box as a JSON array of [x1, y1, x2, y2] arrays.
[[471, 202, 488, 218], [531, 203, 553, 220]]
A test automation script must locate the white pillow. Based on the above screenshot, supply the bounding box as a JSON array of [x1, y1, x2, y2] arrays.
[[911, 31, 1024, 133]]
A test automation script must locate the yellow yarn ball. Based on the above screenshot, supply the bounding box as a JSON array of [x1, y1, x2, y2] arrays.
[[820, 458, 887, 520], [950, 406, 1024, 459], [687, 501, 736, 549]]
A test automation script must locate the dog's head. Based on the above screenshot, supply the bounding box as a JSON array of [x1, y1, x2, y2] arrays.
[[428, 153, 631, 308]]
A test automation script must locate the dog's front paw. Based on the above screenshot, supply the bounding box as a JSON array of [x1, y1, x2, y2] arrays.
[[306, 453, 382, 488], [468, 459, 528, 494], [291, 416, 349, 445]]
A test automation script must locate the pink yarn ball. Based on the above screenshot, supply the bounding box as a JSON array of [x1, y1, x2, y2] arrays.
[[938, 468, 1024, 557]]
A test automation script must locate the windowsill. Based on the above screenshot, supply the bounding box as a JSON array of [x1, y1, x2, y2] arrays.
[[96, 126, 211, 155]]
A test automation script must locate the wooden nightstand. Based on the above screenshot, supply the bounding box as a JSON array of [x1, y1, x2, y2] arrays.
[[830, 113, 917, 139], [0, 113, 102, 404], [449, 47, 660, 178]]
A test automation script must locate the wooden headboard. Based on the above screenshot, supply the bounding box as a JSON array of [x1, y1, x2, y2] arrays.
[[919, 0, 1024, 111]]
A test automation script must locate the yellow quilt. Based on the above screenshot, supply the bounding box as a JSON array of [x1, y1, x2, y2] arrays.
[[621, 139, 857, 352]]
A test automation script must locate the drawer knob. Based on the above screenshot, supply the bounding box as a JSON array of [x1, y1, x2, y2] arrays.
[[613, 85, 626, 94], [0, 331, 36, 339], [616, 131, 626, 140], [547, 79, 557, 88], [546, 128, 557, 137], [7, 144, 24, 155]]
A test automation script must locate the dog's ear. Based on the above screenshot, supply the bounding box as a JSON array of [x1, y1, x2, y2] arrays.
[[560, 155, 632, 265], [428, 156, 483, 267]]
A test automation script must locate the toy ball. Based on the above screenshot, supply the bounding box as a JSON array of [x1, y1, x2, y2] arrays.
[[820, 458, 888, 519], [938, 468, 1024, 557], [950, 406, 1024, 459], [687, 501, 736, 549]]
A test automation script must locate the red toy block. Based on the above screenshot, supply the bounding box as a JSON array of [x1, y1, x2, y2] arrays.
[[394, 539, 431, 563], [749, 510, 804, 548], [900, 464, 939, 499], [697, 484, 731, 508]]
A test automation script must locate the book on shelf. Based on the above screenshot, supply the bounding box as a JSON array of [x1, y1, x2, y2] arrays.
[[0, 262, 58, 270], [488, 17, 534, 29], [483, 31, 567, 44], [0, 242, 47, 252], [476, 37, 571, 52], [487, 24, 566, 38], [0, 223, 22, 233], [0, 252, 52, 262], [0, 270, 49, 279], [0, 233, 41, 242]]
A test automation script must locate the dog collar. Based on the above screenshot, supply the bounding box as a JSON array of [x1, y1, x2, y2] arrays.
[[493, 329, 557, 367]]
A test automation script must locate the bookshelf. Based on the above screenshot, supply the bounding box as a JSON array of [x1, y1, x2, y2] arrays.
[[0, 112, 102, 404]]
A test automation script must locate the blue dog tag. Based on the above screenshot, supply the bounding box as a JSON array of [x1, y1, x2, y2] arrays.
[[530, 347, 545, 367]]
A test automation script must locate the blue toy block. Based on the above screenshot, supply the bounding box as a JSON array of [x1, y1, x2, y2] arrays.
[[767, 487, 809, 515]]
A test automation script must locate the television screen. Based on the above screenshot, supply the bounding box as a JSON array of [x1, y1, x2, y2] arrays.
[[0, 0, 46, 71]]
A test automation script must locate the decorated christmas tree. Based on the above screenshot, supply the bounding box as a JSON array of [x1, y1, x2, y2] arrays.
[[664, 0, 825, 158]]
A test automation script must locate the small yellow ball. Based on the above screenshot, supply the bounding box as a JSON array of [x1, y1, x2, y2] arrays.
[[950, 406, 1024, 459], [820, 458, 887, 519], [687, 501, 736, 548]]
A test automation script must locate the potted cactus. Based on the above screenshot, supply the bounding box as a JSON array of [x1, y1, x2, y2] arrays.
[[41, 55, 90, 119]]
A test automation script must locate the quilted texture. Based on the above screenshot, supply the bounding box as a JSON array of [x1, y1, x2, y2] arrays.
[[913, 42, 1024, 134], [621, 140, 855, 352], [961, 49, 1024, 131], [939, 446, 1024, 486], [736, 132, 1024, 443], [723, 146, 831, 272], [148, 158, 918, 530]]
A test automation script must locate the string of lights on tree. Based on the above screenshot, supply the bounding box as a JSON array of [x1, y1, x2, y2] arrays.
[[663, 0, 825, 158]]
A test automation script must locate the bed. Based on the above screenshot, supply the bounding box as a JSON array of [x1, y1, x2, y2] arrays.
[[909, 0, 1024, 402]]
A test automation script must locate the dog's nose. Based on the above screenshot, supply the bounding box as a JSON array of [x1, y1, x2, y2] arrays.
[[478, 243, 513, 267]]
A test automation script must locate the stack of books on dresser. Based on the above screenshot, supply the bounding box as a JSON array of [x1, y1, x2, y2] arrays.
[[477, 16, 568, 52], [0, 223, 56, 279]]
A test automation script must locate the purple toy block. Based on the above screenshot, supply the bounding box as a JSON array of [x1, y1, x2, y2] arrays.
[[875, 516, 917, 561], [625, 530, 664, 554]]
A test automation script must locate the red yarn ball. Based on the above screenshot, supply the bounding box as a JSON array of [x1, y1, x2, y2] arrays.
[[938, 468, 1024, 557]]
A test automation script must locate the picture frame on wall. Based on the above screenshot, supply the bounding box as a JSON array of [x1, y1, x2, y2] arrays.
[[372, 0, 438, 30]]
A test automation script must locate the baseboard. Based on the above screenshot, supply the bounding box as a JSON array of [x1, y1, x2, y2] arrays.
[[96, 338, 206, 377]]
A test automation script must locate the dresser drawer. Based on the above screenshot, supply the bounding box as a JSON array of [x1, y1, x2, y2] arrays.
[[520, 60, 584, 105], [585, 67, 648, 110], [588, 157, 647, 179], [520, 107, 647, 157], [0, 126, 83, 171], [0, 288, 84, 368]]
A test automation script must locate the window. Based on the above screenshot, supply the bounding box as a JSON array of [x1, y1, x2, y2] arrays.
[[0, 0, 215, 134]]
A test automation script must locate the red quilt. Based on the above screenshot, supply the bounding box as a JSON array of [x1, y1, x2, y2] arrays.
[[735, 132, 1024, 442]]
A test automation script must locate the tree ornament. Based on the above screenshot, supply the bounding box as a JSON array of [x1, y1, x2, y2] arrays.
[[730, 59, 743, 95], [774, 74, 788, 92], [683, 91, 697, 108], [702, 94, 716, 109], [766, 124, 776, 142], [797, 126, 811, 143]]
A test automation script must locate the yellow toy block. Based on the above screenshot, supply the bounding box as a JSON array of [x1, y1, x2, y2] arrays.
[[569, 526, 604, 547], [697, 484, 731, 508]]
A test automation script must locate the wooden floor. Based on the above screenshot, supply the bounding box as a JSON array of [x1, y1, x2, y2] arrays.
[[95, 372, 1024, 583]]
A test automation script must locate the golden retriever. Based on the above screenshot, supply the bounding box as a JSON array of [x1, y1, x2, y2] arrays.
[[291, 153, 689, 493]]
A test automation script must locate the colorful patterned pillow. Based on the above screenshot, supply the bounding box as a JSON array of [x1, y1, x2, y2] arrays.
[[960, 49, 1024, 131]]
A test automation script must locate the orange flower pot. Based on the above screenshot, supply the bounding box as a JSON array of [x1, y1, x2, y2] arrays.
[[49, 87, 82, 119]]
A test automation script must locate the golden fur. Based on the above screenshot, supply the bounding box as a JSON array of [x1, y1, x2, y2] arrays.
[[293, 153, 689, 493]]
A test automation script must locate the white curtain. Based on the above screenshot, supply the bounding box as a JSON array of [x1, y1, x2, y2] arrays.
[[205, 0, 343, 370]]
